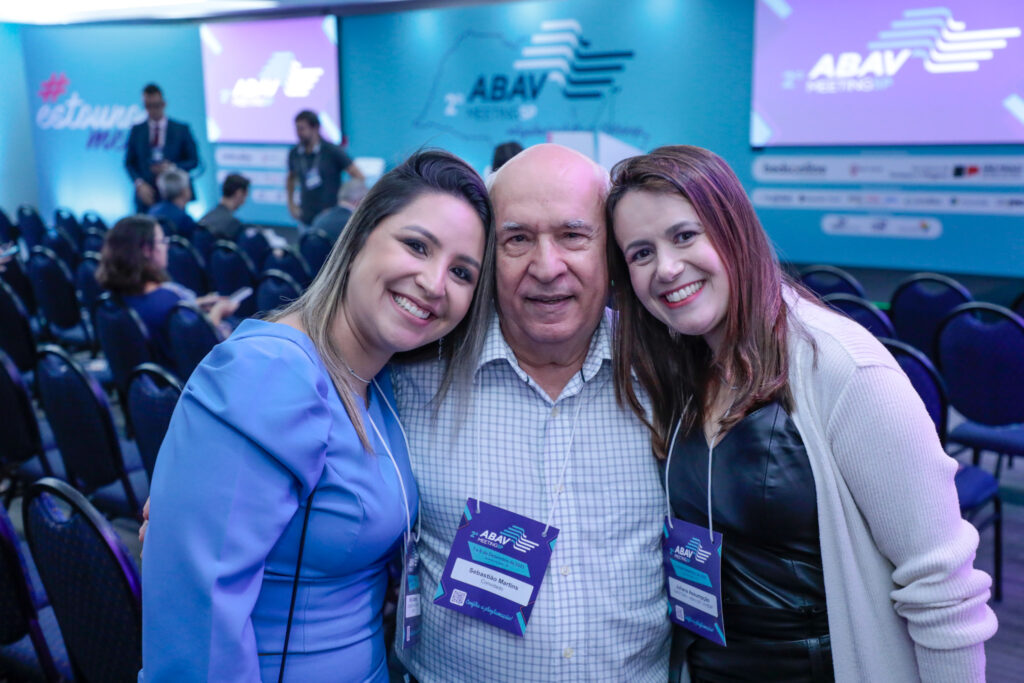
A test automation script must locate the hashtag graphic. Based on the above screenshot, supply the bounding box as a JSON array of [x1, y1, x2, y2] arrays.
[[39, 73, 69, 102]]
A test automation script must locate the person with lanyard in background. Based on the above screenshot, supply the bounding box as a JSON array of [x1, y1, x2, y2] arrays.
[[607, 145, 996, 682], [125, 83, 200, 213], [392, 143, 671, 682], [140, 149, 495, 682], [286, 110, 365, 226]]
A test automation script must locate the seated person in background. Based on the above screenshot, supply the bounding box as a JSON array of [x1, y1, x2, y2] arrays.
[[310, 178, 368, 242], [96, 215, 238, 368], [490, 140, 523, 173], [148, 168, 200, 242], [199, 173, 250, 241]]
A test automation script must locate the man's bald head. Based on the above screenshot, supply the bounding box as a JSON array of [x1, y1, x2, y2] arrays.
[[488, 143, 610, 213]]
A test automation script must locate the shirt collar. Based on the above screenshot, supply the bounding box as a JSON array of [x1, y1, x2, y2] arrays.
[[150, 117, 167, 129], [476, 307, 613, 384]]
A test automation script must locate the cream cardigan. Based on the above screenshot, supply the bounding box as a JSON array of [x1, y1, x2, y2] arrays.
[[784, 293, 997, 681]]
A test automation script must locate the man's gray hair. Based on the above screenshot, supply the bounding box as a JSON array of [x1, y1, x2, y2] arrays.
[[338, 179, 368, 206], [156, 168, 189, 202]]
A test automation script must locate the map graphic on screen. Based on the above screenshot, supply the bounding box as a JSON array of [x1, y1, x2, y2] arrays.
[[200, 16, 341, 144], [752, 1, 1024, 146]]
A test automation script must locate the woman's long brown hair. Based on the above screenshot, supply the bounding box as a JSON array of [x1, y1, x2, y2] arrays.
[[607, 145, 798, 457]]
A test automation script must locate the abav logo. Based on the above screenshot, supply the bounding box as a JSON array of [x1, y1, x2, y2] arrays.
[[673, 537, 712, 565], [227, 51, 324, 108], [471, 526, 539, 554]]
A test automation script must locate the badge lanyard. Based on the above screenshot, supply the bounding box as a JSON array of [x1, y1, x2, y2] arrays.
[[365, 379, 421, 649], [431, 369, 601, 636], [662, 399, 732, 647]]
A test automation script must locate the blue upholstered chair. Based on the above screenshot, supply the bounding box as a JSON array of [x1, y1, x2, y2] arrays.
[[0, 503, 71, 682], [2, 253, 39, 320], [207, 240, 257, 318], [799, 264, 866, 299], [0, 207, 15, 244], [81, 211, 108, 233], [27, 246, 95, 353], [81, 227, 106, 254], [0, 280, 38, 377], [166, 301, 222, 382], [889, 273, 972, 359], [262, 246, 311, 288], [191, 224, 216, 259], [256, 268, 303, 314], [75, 251, 103, 315], [40, 228, 78, 270], [822, 293, 895, 338], [299, 228, 332, 278], [53, 208, 84, 250], [126, 363, 183, 483], [16, 206, 46, 250], [166, 235, 207, 295], [35, 345, 148, 520], [935, 303, 1024, 482], [882, 337, 1002, 601], [94, 292, 156, 399], [237, 227, 271, 268], [22, 477, 141, 682]]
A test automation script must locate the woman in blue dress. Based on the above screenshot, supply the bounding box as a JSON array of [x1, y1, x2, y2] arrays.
[[141, 150, 495, 682]]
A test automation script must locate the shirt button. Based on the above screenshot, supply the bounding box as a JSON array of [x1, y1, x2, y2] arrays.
[[551, 406, 560, 417], [560, 566, 570, 576], [563, 647, 574, 659]]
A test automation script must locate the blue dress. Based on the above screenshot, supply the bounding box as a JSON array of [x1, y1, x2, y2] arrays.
[[141, 319, 417, 682]]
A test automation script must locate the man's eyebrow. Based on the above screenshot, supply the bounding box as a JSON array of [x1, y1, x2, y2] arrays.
[[499, 221, 526, 232], [564, 219, 596, 232]]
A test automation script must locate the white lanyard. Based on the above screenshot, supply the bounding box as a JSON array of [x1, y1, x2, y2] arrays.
[[365, 379, 413, 543], [664, 401, 732, 543], [473, 369, 601, 536]]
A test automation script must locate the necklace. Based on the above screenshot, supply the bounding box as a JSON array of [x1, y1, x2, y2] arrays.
[[339, 353, 371, 384]]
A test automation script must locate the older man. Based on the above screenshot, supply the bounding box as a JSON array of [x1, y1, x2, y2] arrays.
[[394, 144, 670, 681], [148, 168, 199, 241]]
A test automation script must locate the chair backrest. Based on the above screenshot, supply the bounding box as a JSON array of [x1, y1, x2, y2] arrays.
[[166, 236, 207, 294], [0, 349, 47, 474], [153, 215, 178, 238], [94, 293, 154, 395], [0, 280, 37, 374], [27, 246, 83, 331], [1, 254, 38, 316], [41, 228, 79, 270], [256, 269, 303, 314], [81, 211, 108, 233], [207, 241, 256, 316], [191, 224, 215, 258], [53, 208, 84, 249], [881, 338, 948, 445], [81, 227, 106, 254], [17, 205, 46, 249], [34, 345, 137, 508], [299, 228, 333, 277], [166, 301, 221, 381], [889, 272, 972, 357], [0, 207, 15, 243], [237, 228, 271, 267], [935, 302, 1024, 427], [75, 252, 104, 314], [0, 501, 61, 682], [126, 363, 183, 483], [799, 264, 866, 299], [22, 477, 141, 683], [823, 293, 895, 338], [262, 246, 311, 287]]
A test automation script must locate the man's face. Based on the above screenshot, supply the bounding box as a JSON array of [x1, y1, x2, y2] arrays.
[[295, 120, 317, 146], [236, 188, 248, 209], [492, 145, 609, 362], [143, 93, 165, 122]]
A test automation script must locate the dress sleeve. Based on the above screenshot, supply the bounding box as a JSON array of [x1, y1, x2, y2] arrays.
[[825, 363, 996, 682], [141, 334, 331, 682]]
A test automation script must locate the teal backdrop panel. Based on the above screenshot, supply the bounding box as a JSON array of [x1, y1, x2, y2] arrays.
[[20, 24, 217, 226], [341, 0, 1023, 277], [0, 25, 39, 217]]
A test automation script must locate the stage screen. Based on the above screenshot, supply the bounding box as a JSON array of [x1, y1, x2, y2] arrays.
[[200, 16, 341, 144], [751, 1, 1024, 146]]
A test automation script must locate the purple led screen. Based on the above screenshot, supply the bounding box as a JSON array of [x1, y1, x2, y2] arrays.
[[200, 16, 340, 144], [752, 1, 1024, 146]]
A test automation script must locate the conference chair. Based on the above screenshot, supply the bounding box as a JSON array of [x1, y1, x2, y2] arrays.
[[53, 208, 84, 250], [882, 338, 1002, 601], [0, 350, 63, 506], [35, 345, 148, 520], [889, 273, 972, 359], [799, 264, 866, 299], [40, 227, 79, 270], [0, 280, 38, 377], [822, 293, 895, 338], [237, 228, 271, 268], [16, 206, 46, 250], [0, 503, 71, 682], [207, 240, 257, 318], [22, 478, 141, 683], [81, 227, 106, 254], [27, 246, 96, 353], [93, 292, 156, 399], [0, 207, 15, 243], [256, 269, 303, 314], [262, 246, 311, 288], [1, 253, 39, 320], [75, 251, 104, 314], [126, 363, 183, 483], [166, 301, 222, 381], [299, 228, 332, 277], [935, 303, 1024, 481], [191, 224, 216, 259], [81, 211, 108, 233], [166, 235, 207, 294]]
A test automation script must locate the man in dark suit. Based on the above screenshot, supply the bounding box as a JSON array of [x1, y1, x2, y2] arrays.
[[125, 83, 199, 212]]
